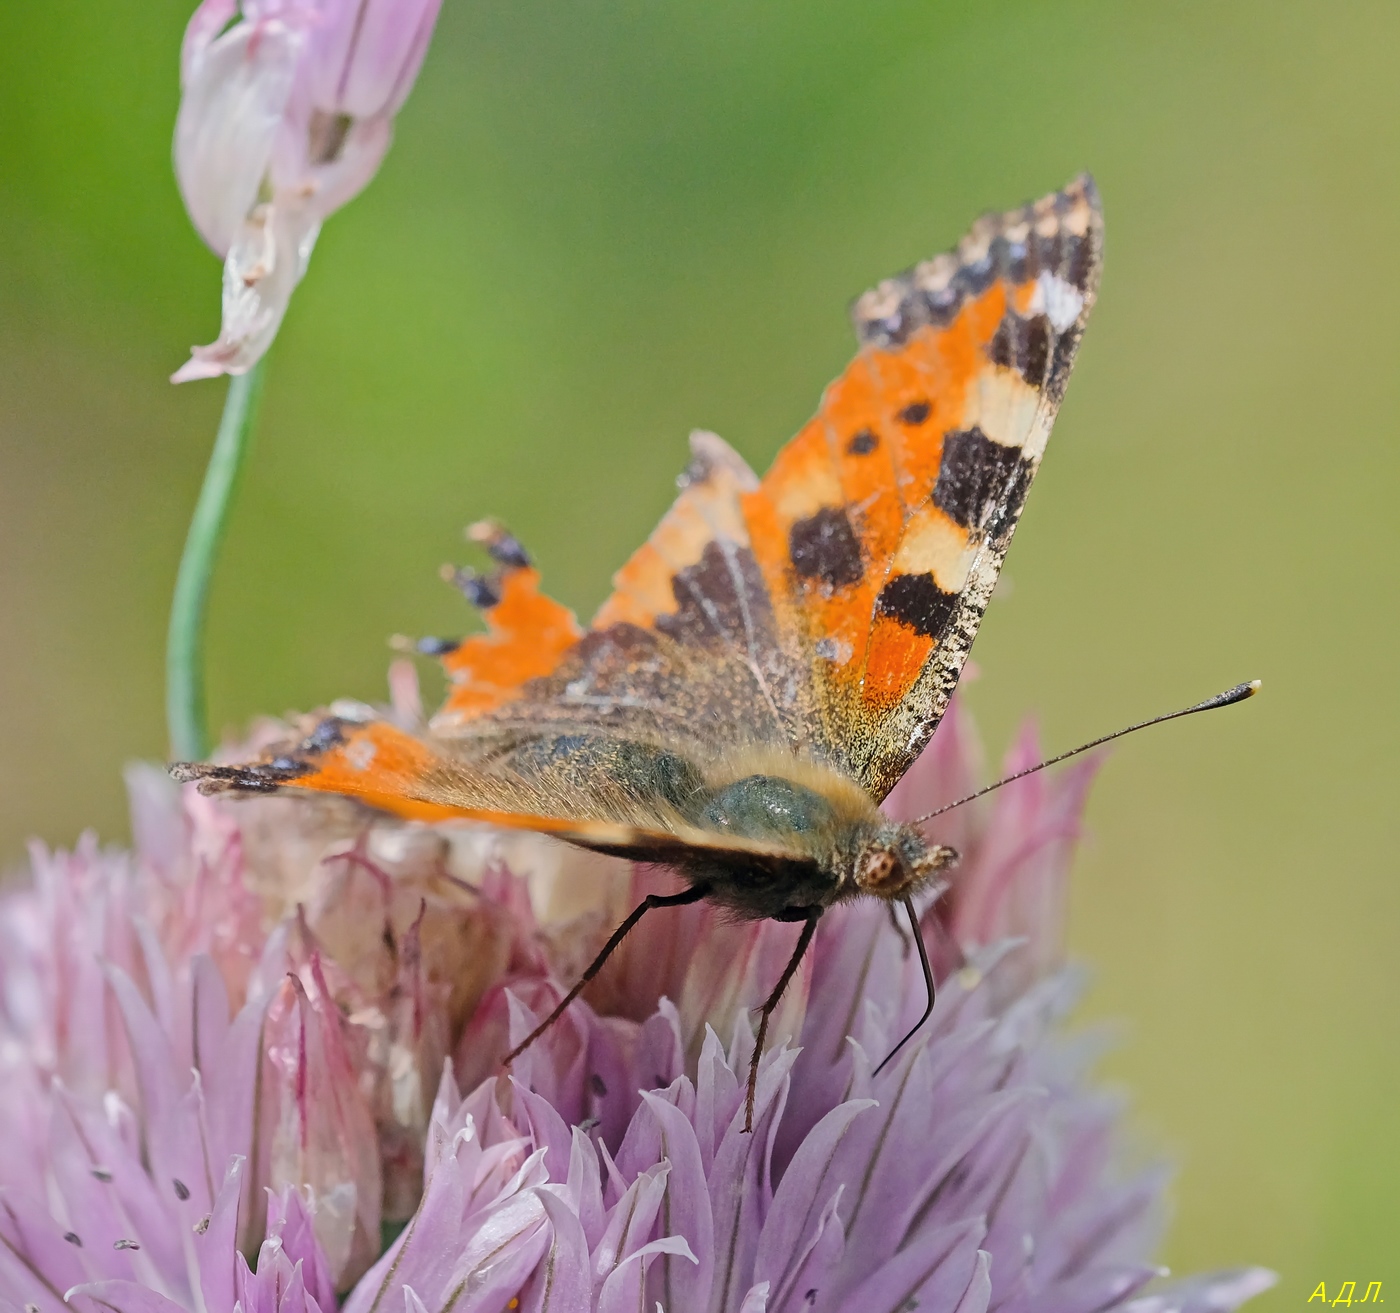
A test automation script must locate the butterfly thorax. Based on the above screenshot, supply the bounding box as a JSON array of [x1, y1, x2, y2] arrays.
[[675, 752, 955, 921]]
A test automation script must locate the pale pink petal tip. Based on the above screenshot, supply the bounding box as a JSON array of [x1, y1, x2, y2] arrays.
[[172, 203, 319, 383], [1125, 1268, 1281, 1313]]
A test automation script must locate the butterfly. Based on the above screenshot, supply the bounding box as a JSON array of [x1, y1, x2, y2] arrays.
[[175, 174, 1104, 1129]]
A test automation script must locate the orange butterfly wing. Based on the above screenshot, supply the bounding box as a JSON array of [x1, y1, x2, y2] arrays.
[[577, 173, 1102, 795], [177, 175, 1101, 822], [739, 175, 1103, 795]]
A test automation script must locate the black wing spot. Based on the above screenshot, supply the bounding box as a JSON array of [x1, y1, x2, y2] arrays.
[[932, 427, 1024, 532], [789, 507, 863, 590], [922, 281, 963, 328], [657, 538, 769, 650], [1066, 232, 1095, 291], [896, 400, 931, 426], [990, 233, 1028, 282], [304, 717, 347, 754], [988, 311, 1055, 386], [846, 428, 879, 455], [954, 255, 995, 298], [875, 573, 959, 639], [989, 316, 1016, 372], [1023, 315, 1052, 386]]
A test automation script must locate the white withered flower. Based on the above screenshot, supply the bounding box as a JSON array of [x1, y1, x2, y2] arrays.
[[173, 0, 443, 381]]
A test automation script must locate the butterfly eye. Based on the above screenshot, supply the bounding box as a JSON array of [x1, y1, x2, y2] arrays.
[[856, 846, 906, 896]]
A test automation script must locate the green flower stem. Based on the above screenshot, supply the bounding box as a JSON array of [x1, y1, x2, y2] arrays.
[[165, 357, 267, 761]]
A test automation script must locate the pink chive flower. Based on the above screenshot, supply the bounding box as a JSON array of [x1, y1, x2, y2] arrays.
[[0, 694, 1274, 1312], [0, 746, 526, 1289], [172, 0, 443, 382]]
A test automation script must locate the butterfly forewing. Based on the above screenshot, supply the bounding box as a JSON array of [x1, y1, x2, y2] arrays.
[[739, 174, 1103, 797]]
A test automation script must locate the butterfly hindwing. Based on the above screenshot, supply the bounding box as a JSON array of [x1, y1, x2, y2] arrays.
[[426, 428, 816, 765], [435, 523, 584, 723]]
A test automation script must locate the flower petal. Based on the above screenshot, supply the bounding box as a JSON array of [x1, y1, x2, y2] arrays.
[[197, 1157, 246, 1313], [267, 1188, 338, 1313], [106, 967, 208, 1206], [952, 1249, 993, 1313], [271, 114, 393, 222], [525, 1187, 592, 1313], [445, 1196, 551, 1313], [1002, 1264, 1162, 1313], [48, 1087, 182, 1289], [66, 1282, 192, 1313], [174, 19, 306, 256], [564, 1126, 606, 1252], [595, 1235, 697, 1313], [838, 1217, 987, 1313], [173, 201, 321, 382], [261, 965, 381, 1286], [589, 1162, 669, 1288], [0, 1184, 89, 1300], [629, 1091, 714, 1311], [180, 0, 239, 85], [301, 0, 443, 118], [1123, 1269, 1280, 1313], [752, 1098, 874, 1300], [511, 1080, 573, 1187], [707, 1047, 797, 1313], [761, 1187, 845, 1313], [737, 1282, 771, 1313], [693, 1026, 741, 1175]]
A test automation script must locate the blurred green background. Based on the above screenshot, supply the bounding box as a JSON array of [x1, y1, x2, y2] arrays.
[[1, 0, 1395, 1294]]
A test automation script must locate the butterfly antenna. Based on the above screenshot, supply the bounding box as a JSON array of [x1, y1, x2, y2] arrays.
[[912, 679, 1261, 826], [873, 897, 935, 1077]]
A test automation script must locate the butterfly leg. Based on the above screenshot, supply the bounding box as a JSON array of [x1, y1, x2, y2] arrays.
[[745, 907, 822, 1133], [504, 882, 711, 1067]]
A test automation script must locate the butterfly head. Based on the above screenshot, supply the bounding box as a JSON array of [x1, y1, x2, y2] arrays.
[[852, 824, 957, 901]]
